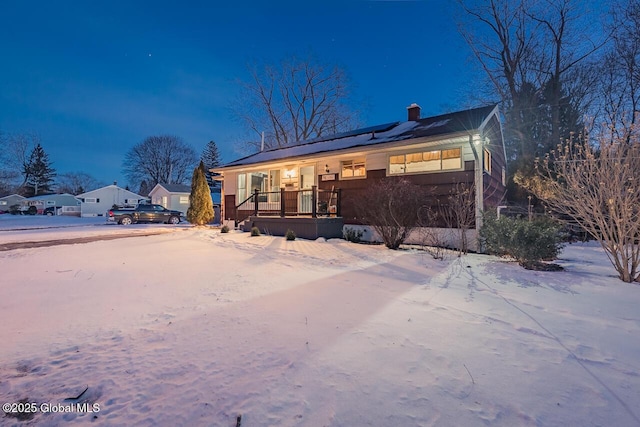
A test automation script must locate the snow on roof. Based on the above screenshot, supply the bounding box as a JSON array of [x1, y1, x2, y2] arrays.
[[77, 184, 144, 198], [219, 104, 498, 169], [156, 183, 191, 193]]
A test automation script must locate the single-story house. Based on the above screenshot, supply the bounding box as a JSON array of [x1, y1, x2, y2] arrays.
[[149, 183, 191, 214], [23, 193, 81, 215], [0, 194, 26, 213], [213, 103, 506, 241], [77, 184, 146, 217]]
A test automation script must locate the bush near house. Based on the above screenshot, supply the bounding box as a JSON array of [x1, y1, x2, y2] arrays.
[[251, 226, 261, 236], [343, 227, 364, 243], [285, 229, 296, 241], [479, 212, 564, 269], [220, 225, 230, 233], [356, 178, 426, 249]]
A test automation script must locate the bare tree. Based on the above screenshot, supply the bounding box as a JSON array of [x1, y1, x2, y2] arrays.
[[356, 178, 426, 250], [57, 172, 103, 195], [523, 128, 640, 283], [122, 135, 198, 189], [458, 0, 605, 179], [441, 183, 476, 255], [0, 131, 40, 192], [598, 0, 640, 140], [234, 55, 359, 151]]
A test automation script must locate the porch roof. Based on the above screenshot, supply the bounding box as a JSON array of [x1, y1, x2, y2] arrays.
[[217, 104, 498, 170]]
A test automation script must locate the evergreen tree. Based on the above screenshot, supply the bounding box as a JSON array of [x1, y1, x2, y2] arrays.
[[138, 180, 150, 196], [23, 143, 56, 196], [187, 161, 214, 226], [201, 140, 222, 191]]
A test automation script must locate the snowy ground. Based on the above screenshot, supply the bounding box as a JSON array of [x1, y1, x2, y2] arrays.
[[0, 215, 639, 426]]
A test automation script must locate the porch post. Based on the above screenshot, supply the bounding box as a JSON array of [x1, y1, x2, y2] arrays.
[[253, 188, 259, 216], [336, 188, 342, 217], [311, 185, 317, 218], [280, 188, 285, 217]]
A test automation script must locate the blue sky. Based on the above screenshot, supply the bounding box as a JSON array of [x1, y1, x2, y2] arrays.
[[0, 0, 478, 187]]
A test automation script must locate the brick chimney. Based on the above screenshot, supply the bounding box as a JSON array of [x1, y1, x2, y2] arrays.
[[407, 103, 421, 121]]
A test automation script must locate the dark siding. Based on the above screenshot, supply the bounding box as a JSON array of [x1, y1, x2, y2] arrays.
[[224, 194, 236, 220], [319, 167, 476, 222]]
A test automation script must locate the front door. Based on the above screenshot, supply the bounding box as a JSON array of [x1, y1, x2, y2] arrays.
[[299, 165, 315, 213]]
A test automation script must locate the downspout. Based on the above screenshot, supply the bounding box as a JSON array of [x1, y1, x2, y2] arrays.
[[468, 134, 484, 235]]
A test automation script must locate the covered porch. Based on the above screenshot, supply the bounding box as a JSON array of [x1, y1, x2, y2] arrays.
[[232, 186, 344, 239]]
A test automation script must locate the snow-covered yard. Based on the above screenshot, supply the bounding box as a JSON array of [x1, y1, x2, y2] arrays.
[[0, 215, 639, 426]]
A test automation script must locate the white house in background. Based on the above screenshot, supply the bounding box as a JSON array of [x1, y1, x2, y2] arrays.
[[23, 193, 81, 215], [0, 194, 26, 213], [77, 184, 146, 217], [149, 183, 191, 214]]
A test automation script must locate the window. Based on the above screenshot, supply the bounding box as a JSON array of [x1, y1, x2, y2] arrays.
[[502, 168, 506, 186], [389, 147, 461, 175], [238, 170, 281, 203], [484, 149, 492, 173], [237, 174, 247, 202], [84, 198, 98, 203], [269, 170, 281, 202], [179, 196, 189, 204], [341, 159, 366, 179]]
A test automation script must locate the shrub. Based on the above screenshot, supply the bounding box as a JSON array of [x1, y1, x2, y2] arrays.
[[479, 212, 564, 266], [285, 229, 296, 240], [343, 227, 363, 243], [250, 226, 261, 236], [220, 225, 230, 233], [355, 177, 426, 249], [187, 161, 215, 225]]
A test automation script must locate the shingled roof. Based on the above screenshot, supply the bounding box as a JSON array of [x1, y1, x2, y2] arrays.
[[219, 104, 498, 169]]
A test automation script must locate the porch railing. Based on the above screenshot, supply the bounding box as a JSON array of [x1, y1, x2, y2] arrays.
[[235, 186, 341, 226]]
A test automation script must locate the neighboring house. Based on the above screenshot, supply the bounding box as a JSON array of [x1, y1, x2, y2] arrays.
[[77, 184, 146, 217], [23, 193, 81, 215], [214, 103, 506, 241], [0, 194, 26, 213], [149, 183, 191, 214]]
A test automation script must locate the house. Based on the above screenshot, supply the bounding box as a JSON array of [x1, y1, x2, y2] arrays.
[[214, 103, 506, 241], [0, 194, 26, 213], [23, 193, 81, 215], [77, 184, 146, 217], [149, 183, 191, 214]]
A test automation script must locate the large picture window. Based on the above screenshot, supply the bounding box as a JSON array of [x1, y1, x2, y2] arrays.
[[389, 147, 461, 175]]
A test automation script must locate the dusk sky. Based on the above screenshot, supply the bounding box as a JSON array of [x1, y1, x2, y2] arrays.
[[0, 1, 479, 187]]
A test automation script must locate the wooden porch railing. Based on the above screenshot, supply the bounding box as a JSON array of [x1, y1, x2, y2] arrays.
[[234, 186, 341, 226]]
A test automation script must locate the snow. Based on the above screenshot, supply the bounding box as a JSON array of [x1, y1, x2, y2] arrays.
[[1, 215, 639, 426]]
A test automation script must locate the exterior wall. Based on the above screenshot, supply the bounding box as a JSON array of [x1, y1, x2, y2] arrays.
[[78, 186, 144, 217], [342, 224, 479, 252], [0, 195, 26, 212], [482, 115, 507, 209], [149, 188, 190, 213]]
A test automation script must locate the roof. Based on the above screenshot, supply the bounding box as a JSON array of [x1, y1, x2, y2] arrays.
[[77, 184, 144, 199], [152, 183, 191, 193], [218, 104, 498, 169], [0, 194, 26, 201], [26, 193, 79, 201]]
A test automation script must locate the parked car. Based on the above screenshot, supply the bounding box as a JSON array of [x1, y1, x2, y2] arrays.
[[107, 204, 183, 225], [44, 206, 61, 216]]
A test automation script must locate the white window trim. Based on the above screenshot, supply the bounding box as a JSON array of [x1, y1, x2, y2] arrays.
[[340, 159, 367, 180], [484, 148, 492, 173]]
